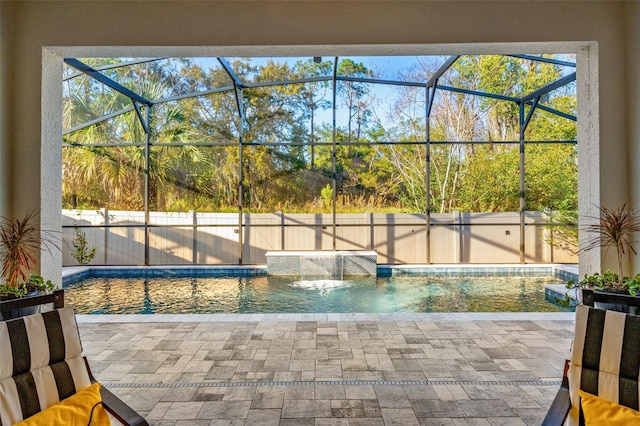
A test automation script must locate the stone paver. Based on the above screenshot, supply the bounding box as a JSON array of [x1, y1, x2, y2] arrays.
[[77, 314, 574, 425]]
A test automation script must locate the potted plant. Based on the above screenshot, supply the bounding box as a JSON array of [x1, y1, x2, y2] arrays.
[[565, 203, 640, 313], [0, 209, 59, 319]]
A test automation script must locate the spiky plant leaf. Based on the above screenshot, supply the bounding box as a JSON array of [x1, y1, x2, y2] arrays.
[[0, 210, 59, 288], [582, 202, 640, 286]]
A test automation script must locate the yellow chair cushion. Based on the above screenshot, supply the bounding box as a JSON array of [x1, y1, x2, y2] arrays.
[[15, 382, 111, 426], [579, 389, 640, 425]]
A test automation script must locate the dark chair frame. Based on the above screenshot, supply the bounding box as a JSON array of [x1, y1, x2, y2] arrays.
[[0, 289, 148, 426], [542, 291, 640, 425], [542, 360, 571, 425], [0, 288, 65, 315]]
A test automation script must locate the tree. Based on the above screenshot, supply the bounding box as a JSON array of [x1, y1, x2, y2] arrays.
[[293, 59, 332, 168], [63, 59, 206, 211], [63, 55, 577, 218], [373, 55, 577, 214], [337, 59, 374, 145]]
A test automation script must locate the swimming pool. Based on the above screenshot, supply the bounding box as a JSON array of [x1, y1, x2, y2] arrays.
[[63, 274, 572, 314]]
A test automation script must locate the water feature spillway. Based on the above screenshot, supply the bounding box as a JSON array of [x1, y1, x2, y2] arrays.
[[300, 254, 344, 280], [266, 250, 377, 277]]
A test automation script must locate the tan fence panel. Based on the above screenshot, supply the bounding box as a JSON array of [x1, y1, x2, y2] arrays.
[[197, 213, 240, 264], [149, 212, 193, 264], [243, 213, 280, 264], [62, 210, 578, 266]]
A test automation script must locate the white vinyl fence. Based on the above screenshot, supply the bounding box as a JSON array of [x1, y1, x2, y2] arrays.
[[62, 209, 577, 266]]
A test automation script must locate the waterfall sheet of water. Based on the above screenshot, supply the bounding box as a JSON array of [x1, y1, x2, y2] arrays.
[[300, 255, 344, 281], [293, 256, 348, 293]]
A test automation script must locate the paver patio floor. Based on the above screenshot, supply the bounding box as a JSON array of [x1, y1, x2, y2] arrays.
[[77, 313, 575, 425]]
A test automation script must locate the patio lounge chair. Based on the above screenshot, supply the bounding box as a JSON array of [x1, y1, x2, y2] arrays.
[[0, 290, 148, 425], [542, 303, 640, 425]]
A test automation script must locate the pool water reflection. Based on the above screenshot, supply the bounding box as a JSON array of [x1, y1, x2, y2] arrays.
[[64, 275, 573, 314]]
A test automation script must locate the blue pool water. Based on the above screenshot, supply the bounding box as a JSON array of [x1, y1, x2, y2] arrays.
[[63, 274, 572, 314]]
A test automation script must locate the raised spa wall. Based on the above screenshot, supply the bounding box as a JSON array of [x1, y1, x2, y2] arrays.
[[266, 251, 377, 276]]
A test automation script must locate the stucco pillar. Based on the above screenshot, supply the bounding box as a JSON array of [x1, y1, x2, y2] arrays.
[[576, 44, 601, 277], [628, 2, 640, 274], [40, 50, 63, 288]]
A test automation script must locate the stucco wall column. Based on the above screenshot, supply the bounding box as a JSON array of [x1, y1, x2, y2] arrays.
[[628, 2, 640, 274]]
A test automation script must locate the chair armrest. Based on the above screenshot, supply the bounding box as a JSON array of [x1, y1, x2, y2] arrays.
[[100, 385, 149, 426], [541, 383, 570, 426], [0, 289, 64, 313], [83, 357, 148, 426], [542, 360, 571, 426]]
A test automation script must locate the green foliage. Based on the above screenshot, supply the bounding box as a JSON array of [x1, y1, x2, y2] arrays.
[[0, 283, 24, 298], [321, 184, 333, 210], [452, 144, 520, 212], [0, 274, 55, 298], [525, 145, 577, 211], [566, 271, 640, 296], [71, 226, 96, 265]]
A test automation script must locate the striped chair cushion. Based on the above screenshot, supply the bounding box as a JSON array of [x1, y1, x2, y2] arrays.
[[0, 307, 91, 425], [566, 304, 640, 425]]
